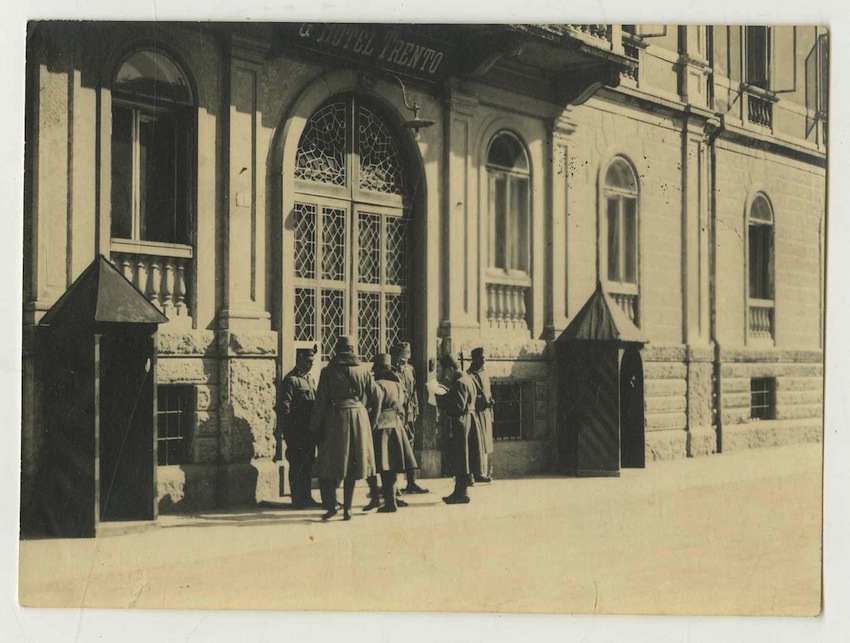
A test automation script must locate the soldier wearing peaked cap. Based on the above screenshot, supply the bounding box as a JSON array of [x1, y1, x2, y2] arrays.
[[468, 347, 495, 483], [391, 342, 429, 495], [437, 353, 482, 504], [310, 335, 380, 521], [276, 345, 320, 509]]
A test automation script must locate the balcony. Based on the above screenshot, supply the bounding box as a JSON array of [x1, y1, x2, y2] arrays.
[[746, 91, 774, 129], [609, 291, 640, 327], [110, 239, 193, 325], [485, 276, 531, 332], [748, 298, 775, 342]]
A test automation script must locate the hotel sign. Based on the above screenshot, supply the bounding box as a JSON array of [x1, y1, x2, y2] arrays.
[[289, 24, 453, 82]]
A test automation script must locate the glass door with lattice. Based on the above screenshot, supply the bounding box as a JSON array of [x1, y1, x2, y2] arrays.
[[291, 94, 411, 363]]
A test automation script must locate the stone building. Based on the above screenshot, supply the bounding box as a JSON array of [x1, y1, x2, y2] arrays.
[[22, 23, 827, 514]]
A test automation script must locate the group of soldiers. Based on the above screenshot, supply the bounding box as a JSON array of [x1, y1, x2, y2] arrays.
[[274, 336, 495, 521]]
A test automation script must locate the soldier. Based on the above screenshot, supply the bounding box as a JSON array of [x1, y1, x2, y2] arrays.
[[438, 354, 482, 505], [392, 342, 429, 495], [468, 347, 494, 483], [275, 345, 321, 509], [310, 335, 380, 521], [364, 354, 418, 513]]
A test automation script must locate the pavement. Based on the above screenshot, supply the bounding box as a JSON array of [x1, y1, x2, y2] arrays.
[[17, 442, 822, 615]]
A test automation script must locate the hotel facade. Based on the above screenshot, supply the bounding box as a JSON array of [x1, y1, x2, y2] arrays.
[[22, 23, 827, 517]]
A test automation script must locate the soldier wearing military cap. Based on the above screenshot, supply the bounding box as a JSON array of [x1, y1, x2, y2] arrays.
[[468, 347, 495, 483], [391, 342, 429, 495], [310, 335, 380, 521], [276, 345, 320, 509], [437, 353, 481, 504], [363, 353, 419, 513]]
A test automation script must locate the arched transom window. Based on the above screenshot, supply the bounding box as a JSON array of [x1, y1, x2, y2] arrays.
[[748, 193, 775, 341], [602, 157, 640, 325], [292, 95, 411, 361], [111, 50, 193, 245], [486, 131, 530, 274]]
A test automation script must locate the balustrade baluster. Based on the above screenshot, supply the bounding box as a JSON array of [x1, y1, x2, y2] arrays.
[[118, 254, 133, 282], [147, 258, 162, 309], [174, 259, 187, 316], [134, 255, 146, 292], [161, 259, 175, 315]]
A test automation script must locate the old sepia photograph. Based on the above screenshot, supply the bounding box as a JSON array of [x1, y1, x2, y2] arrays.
[[16, 19, 829, 619]]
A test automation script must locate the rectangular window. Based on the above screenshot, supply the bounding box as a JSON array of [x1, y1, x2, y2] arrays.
[[623, 197, 637, 283], [491, 380, 535, 441], [746, 26, 770, 89], [607, 197, 620, 282], [749, 224, 773, 300], [750, 377, 776, 420], [111, 104, 190, 244], [157, 385, 195, 466], [491, 174, 507, 269]]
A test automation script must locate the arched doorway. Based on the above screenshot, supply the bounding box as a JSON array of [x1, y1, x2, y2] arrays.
[[620, 348, 646, 468], [288, 93, 414, 363]]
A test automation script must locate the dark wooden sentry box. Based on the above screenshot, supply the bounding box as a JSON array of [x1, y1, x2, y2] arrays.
[[36, 255, 168, 538], [554, 282, 648, 477]]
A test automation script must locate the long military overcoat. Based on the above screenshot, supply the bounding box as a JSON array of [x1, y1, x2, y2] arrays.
[[278, 367, 316, 449], [310, 354, 379, 480], [373, 375, 418, 473], [468, 367, 495, 454], [440, 370, 486, 477]]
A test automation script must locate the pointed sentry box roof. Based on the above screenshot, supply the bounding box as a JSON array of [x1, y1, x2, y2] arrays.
[[556, 281, 648, 345], [40, 255, 169, 328]]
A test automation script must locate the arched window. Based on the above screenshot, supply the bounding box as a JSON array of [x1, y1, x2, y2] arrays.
[[748, 193, 775, 341], [601, 157, 639, 325], [486, 132, 530, 273], [110, 50, 193, 245], [292, 95, 410, 361]]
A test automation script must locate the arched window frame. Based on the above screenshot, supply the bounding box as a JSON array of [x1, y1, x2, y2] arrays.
[[746, 192, 776, 343], [109, 48, 196, 248], [485, 130, 531, 276], [599, 155, 640, 326]]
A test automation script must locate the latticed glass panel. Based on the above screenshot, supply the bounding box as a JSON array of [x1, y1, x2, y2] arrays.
[[385, 293, 407, 350], [385, 216, 408, 286], [321, 207, 346, 282], [357, 291, 381, 361], [294, 287, 316, 341], [294, 202, 317, 279], [358, 105, 404, 194], [321, 289, 345, 359], [295, 101, 347, 186], [358, 212, 381, 285]]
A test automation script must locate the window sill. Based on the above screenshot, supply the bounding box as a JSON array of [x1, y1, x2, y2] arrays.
[[111, 238, 194, 259], [604, 280, 639, 296], [485, 269, 532, 287]]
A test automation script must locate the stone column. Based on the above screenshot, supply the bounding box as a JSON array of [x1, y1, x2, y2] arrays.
[[546, 111, 577, 338], [219, 34, 271, 332], [440, 87, 480, 341]]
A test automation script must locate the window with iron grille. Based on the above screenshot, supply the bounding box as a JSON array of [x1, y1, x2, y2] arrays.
[[491, 380, 535, 441], [750, 377, 776, 421], [157, 385, 195, 466]]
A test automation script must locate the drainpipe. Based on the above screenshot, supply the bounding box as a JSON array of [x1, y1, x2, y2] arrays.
[[707, 113, 725, 453]]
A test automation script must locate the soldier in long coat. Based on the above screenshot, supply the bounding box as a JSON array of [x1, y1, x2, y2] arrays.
[[310, 336, 380, 521], [468, 347, 494, 483], [275, 346, 320, 509], [437, 354, 483, 505], [364, 354, 419, 513], [392, 342, 429, 495]]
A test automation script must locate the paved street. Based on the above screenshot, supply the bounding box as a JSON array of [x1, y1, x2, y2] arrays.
[[18, 443, 822, 615]]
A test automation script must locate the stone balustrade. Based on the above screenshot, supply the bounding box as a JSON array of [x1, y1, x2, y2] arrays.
[[747, 93, 773, 128], [110, 239, 193, 323], [485, 280, 531, 331], [568, 24, 612, 42], [749, 299, 775, 340], [610, 291, 639, 326]]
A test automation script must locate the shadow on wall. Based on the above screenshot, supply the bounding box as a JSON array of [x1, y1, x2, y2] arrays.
[[157, 464, 219, 513]]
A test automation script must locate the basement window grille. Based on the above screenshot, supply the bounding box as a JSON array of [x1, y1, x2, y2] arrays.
[[750, 377, 776, 421]]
